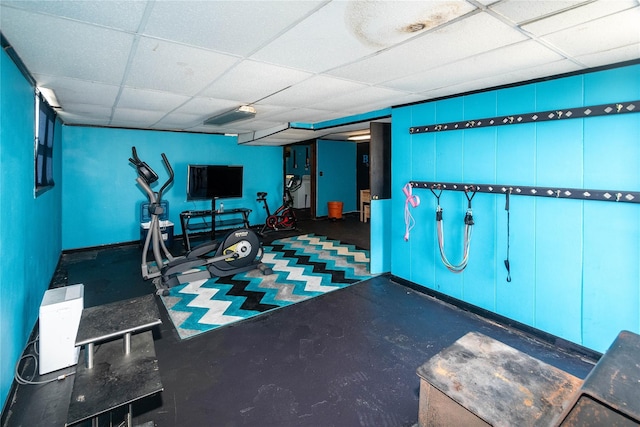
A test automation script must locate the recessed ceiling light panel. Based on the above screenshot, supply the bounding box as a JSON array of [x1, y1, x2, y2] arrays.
[[204, 105, 256, 126]]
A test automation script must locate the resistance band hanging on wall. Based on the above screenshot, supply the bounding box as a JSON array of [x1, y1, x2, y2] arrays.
[[431, 185, 477, 273], [403, 183, 420, 241], [504, 189, 512, 283], [403, 183, 477, 273]]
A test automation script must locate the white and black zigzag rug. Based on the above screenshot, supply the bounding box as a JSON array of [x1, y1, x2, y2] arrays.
[[160, 234, 373, 339]]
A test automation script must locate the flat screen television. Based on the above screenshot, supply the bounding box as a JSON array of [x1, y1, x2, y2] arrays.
[[187, 165, 243, 200]]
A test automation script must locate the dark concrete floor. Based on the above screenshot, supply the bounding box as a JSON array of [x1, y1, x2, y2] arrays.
[[2, 213, 597, 427]]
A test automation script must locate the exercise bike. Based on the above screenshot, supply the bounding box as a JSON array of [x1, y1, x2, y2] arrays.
[[256, 175, 300, 234], [130, 147, 270, 295]]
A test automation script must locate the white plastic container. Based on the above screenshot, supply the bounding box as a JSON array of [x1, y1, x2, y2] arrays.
[[38, 284, 84, 374]]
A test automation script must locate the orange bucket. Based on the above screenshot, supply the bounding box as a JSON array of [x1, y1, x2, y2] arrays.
[[327, 201, 343, 219]]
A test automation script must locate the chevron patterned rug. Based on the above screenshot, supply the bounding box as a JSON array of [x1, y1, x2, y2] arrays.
[[160, 234, 372, 339]]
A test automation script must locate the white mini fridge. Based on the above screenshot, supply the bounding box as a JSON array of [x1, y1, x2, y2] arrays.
[[292, 175, 311, 209], [38, 284, 84, 374]]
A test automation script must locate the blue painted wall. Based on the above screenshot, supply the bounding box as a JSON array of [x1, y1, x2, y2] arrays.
[[1, 49, 63, 409], [370, 199, 391, 274], [391, 64, 640, 353], [316, 140, 356, 217], [61, 127, 283, 250]]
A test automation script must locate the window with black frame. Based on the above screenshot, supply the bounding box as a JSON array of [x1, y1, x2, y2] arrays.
[[35, 91, 56, 194]]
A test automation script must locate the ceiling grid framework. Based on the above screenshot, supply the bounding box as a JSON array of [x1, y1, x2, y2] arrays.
[[0, 0, 638, 145]]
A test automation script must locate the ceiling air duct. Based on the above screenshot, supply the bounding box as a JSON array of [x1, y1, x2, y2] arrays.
[[204, 105, 256, 126]]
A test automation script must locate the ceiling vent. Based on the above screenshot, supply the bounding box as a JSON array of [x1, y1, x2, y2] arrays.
[[204, 105, 256, 126]]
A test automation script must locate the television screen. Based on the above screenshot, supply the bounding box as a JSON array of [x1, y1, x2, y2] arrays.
[[187, 165, 243, 200]]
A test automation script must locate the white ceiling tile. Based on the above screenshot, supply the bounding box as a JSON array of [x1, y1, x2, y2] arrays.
[[256, 75, 368, 108], [171, 97, 240, 117], [56, 104, 114, 125], [250, 1, 378, 73], [384, 40, 564, 93], [489, 0, 591, 24], [419, 59, 583, 100], [201, 60, 313, 104], [154, 112, 208, 130], [262, 108, 339, 123], [1, 0, 636, 145], [111, 108, 168, 127], [125, 37, 239, 95], [522, 0, 639, 36], [309, 86, 416, 113], [1, 7, 134, 84], [253, 1, 476, 73], [541, 7, 640, 57], [1, 0, 148, 32], [143, 1, 326, 56], [475, 0, 501, 5], [508, 59, 584, 81], [342, 0, 476, 48], [32, 74, 120, 108], [117, 87, 191, 111], [328, 12, 528, 84], [575, 43, 640, 68]]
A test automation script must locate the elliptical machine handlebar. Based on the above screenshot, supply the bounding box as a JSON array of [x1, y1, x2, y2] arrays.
[[157, 153, 174, 202], [129, 147, 174, 202], [129, 147, 159, 185]]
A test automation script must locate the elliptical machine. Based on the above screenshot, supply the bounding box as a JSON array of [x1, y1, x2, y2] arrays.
[[130, 147, 270, 295], [256, 175, 300, 234]]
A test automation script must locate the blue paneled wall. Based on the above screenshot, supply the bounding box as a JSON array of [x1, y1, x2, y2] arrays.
[[62, 127, 283, 250], [391, 64, 640, 353], [1, 50, 63, 410]]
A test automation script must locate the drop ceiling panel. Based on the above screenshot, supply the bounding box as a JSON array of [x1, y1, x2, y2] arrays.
[[125, 37, 240, 96], [489, 0, 591, 24], [32, 74, 120, 108], [522, 0, 638, 36], [256, 75, 368, 108], [111, 108, 168, 128], [170, 97, 240, 117], [391, 40, 563, 93], [56, 104, 115, 126], [541, 7, 640, 58], [155, 112, 209, 131], [342, 0, 476, 48], [200, 60, 313, 103], [1, 0, 148, 32], [576, 43, 640, 68], [143, 1, 326, 56], [328, 12, 528, 85], [309, 86, 420, 113], [260, 108, 339, 123], [227, 120, 289, 132], [250, 1, 378, 73], [117, 87, 191, 112], [1, 0, 638, 145], [421, 59, 581, 100], [508, 59, 583, 82], [1, 7, 134, 84]]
